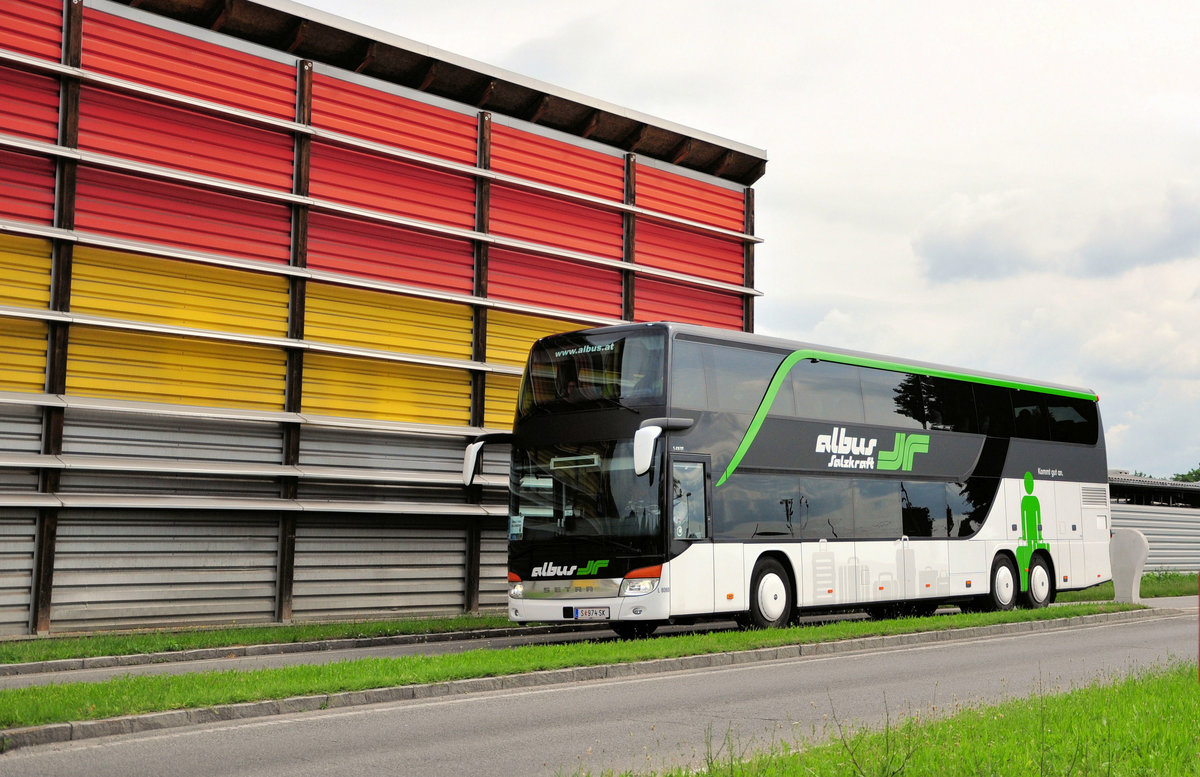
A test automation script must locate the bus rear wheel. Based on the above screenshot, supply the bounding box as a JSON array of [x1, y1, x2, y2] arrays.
[[748, 558, 793, 629], [1020, 555, 1054, 608], [988, 555, 1018, 611]]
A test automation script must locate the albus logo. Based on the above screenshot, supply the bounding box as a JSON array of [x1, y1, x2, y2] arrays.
[[530, 560, 609, 578]]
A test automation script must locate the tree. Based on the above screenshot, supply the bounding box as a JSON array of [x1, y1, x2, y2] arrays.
[[1172, 464, 1200, 483]]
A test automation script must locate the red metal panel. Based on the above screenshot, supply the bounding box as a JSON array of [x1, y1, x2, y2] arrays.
[[0, 149, 55, 225], [487, 248, 622, 319], [635, 219, 745, 286], [81, 8, 296, 119], [636, 164, 745, 232], [75, 167, 292, 264], [310, 73, 477, 165], [310, 142, 476, 230], [0, 0, 62, 62], [634, 278, 744, 331], [489, 186, 622, 261], [78, 87, 295, 191], [490, 125, 624, 201], [0, 65, 60, 143], [307, 211, 474, 294]]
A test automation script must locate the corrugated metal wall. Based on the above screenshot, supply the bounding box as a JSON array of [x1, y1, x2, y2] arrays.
[[0, 0, 761, 633], [0, 512, 37, 636], [1112, 505, 1200, 571], [51, 512, 282, 631]]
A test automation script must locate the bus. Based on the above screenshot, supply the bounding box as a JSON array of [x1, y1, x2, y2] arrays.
[[463, 322, 1112, 638]]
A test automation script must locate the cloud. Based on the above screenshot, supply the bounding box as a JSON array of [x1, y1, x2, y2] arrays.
[[911, 192, 1041, 281], [1078, 185, 1200, 274]]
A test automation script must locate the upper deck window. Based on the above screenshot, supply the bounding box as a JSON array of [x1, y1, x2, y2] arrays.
[[518, 329, 665, 418]]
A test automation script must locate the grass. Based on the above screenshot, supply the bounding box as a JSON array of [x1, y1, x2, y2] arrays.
[[637, 660, 1200, 777], [2, 571, 1188, 666], [1056, 570, 1198, 603], [0, 603, 1136, 730], [0, 614, 513, 665]]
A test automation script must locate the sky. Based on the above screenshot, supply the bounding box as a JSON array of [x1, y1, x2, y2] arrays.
[[299, 0, 1200, 478]]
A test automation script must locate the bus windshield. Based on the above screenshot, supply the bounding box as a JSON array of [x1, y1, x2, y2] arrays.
[[517, 329, 665, 418], [510, 439, 661, 542]]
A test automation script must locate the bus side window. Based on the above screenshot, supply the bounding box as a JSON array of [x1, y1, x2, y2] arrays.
[[791, 361, 865, 423], [973, 384, 1013, 437], [1012, 390, 1050, 439], [671, 340, 710, 409], [672, 461, 708, 539]]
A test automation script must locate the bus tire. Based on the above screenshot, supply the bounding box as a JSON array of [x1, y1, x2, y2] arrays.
[[748, 557, 793, 629], [1020, 555, 1054, 609], [988, 554, 1018, 611], [611, 622, 658, 639]]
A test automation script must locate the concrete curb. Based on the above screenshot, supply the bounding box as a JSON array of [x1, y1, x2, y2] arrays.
[[0, 623, 608, 678], [1, 606, 1184, 752]]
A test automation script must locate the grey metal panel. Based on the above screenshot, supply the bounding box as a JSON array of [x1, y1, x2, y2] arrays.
[[480, 444, 511, 479], [56, 470, 282, 497], [294, 481, 465, 504], [0, 467, 39, 492], [62, 409, 283, 464], [299, 428, 466, 474], [292, 517, 468, 620], [479, 527, 508, 610], [0, 403, 43, 454], [1111, 505, 1200, 571], [0, 404, 43, 493], [0, 511, 36, 636], [49, 511, 280, 632]]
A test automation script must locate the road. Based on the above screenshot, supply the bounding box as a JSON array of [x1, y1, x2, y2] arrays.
[[2, 608, 1195, 777]]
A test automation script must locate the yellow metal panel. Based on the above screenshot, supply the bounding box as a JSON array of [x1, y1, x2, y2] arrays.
[[67, 327, 286, 410], [304, 353, 470, 424], [0, 316, 47, 393], [71, 247, 289, 337], [485, 311, 576, 367], [484, 374, 521, 430], [305, 283, 472, 360], [0, 233, 52, 309]]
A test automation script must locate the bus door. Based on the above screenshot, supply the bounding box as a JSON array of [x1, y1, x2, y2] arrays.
[[667, 457, 716, 616]]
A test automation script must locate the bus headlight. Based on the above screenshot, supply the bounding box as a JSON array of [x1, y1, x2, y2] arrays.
[[619, 564, 663, 597], [619, 577, 658, 596], [508, 572, 524, 599]]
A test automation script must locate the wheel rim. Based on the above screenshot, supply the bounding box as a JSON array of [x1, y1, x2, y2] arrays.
[[1029, 562, 1050, 604], [994, 563, 1015, 607], [757, 572, 787, 622]]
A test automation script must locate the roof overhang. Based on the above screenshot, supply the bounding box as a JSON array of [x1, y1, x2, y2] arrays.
[[108, 0, 768, 186]]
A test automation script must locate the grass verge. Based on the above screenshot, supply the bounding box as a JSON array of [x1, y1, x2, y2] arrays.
[[0, 603, 1135, 730], [643, 660, 1200, 777], [1056, 570, 1198, 603], [0, 614, 513, 665]]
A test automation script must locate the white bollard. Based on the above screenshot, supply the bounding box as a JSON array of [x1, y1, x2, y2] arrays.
[[1109, 528, 1149, 603]]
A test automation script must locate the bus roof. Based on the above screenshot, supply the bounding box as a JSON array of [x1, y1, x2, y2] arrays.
[[543, 321, 1099, 402]]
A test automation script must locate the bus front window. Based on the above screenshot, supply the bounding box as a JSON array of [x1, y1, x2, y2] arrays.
[[511, 440, 661, 541]]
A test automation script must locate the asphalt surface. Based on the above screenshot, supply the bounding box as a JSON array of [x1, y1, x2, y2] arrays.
[[1, 602, 1195, 776], [0, 596, 1195, 753]]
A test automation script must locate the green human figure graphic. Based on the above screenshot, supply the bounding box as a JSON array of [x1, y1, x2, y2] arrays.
[[1017, 471, 1049, 590]]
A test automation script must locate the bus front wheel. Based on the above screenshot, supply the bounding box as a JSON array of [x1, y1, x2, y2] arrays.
[[988, 555, 1018, 611], [748, 558, 793, 629], [611, 622, 658, 639]]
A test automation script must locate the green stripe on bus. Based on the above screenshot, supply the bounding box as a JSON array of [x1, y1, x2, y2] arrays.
[[713, 349, 1097, 488]]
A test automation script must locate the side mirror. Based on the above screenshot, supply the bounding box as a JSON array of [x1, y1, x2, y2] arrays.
[[462, 433, 514, 486], [632, 426, 662, 476], [632, 417, 694, 476]]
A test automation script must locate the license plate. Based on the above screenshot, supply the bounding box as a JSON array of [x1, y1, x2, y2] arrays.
[[573, 607, 610, 620]]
